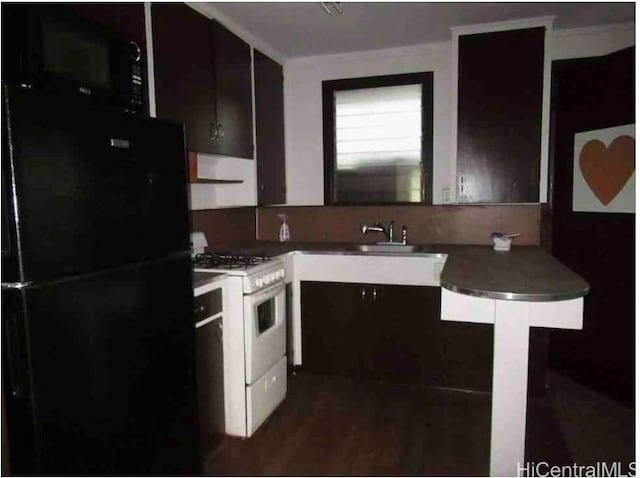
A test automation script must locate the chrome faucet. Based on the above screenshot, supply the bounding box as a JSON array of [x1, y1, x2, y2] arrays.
[[360, 221, 395, 242]]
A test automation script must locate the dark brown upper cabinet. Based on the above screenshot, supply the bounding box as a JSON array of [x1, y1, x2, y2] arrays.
[[210, 20, 254, 159], [254, 49, 286, 205], [152, 3, 218, 154], [152, 4, 253, 158], [455, 23, 548, 203]]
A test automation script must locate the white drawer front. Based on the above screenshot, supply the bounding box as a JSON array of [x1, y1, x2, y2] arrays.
[[246, 356, 287, 436]]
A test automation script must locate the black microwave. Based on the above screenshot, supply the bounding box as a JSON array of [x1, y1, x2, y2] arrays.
[[2, 4, 146, 115]]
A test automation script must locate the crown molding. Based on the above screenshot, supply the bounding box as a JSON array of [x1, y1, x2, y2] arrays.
[[185, 2, 286, 64]]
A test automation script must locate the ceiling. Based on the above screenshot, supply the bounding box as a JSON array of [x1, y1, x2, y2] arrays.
[[207, 2, 635, 58]]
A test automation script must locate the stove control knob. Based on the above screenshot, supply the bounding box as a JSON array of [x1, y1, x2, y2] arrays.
[[279, 269, 285, 278], [256, 278, 264, 288], [270, 272, 277, 282]]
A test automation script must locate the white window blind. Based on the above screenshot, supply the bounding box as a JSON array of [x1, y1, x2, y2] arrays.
[[334, 84, 423, 202]]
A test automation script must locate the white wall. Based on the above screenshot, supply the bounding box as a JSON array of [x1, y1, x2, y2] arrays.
[[283, 23, 635, 206], [188, 155, 258, 210], [551, 23, 635, 60], [284, 42, 452, 205]]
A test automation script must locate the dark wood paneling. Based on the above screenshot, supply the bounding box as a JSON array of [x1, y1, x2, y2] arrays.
[[210, 20, 253, 159], [548, 47, 635, 406], [152, 3, 217, 153], [257, 204, 541, 245], [255, 49, 286, 205], [457, 27, 545, 203], [190, 207, 256, 249]]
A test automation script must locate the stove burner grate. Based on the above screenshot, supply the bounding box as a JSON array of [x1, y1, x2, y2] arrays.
[[193, 252, 271, 269]]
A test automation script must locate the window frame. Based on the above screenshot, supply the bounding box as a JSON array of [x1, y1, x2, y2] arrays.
[[322, 72, 434, 205]]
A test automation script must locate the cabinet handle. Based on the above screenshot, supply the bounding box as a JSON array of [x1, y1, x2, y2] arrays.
[[372, 287, 377, 301], [217, 124, 225, 140], [361, 288, 366, 300], [210, 123, 218, 141]]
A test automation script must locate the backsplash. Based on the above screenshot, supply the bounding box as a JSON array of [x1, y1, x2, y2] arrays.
[[257, 205, 541, 245], [190, 207, 256, 249]]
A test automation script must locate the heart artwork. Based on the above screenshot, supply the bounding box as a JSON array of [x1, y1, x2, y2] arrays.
[[578, 135, 635, 206]]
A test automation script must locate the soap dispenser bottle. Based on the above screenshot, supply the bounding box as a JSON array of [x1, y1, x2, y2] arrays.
[[278, 214, 290, 242]]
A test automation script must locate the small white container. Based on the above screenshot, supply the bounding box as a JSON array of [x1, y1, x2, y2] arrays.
[[491, 232, 519, 252], [190, 231, 208, 256]]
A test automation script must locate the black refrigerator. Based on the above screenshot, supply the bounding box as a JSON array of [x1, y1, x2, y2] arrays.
[[1, 83, 200, 474]]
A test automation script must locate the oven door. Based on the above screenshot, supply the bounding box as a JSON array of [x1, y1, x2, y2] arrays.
[[243, 282, 286, 384]]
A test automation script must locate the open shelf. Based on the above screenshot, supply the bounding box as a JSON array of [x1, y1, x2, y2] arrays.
[[188, 152, 244, 184]]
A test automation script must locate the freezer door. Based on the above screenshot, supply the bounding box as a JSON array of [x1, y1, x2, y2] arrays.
[[2, 83, 190, 283], [1, 254, 200, 475]]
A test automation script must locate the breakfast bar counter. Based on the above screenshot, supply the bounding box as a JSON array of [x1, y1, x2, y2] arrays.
[[439, 246, 589, 301]]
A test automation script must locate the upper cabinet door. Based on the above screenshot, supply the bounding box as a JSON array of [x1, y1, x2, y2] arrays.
[[455, 23, 549, 203], [152, 3, 218, 154], [254, 49, 286, 205], [210, 20, 254, 159]]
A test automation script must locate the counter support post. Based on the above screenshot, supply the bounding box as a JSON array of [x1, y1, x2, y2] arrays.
[[490, 301, 530, 477]]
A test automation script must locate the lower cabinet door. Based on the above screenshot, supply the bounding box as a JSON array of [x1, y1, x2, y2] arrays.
[[196, 315, 225, 454], [440, 321, 494, 392], [368, 284, 443, 385], [301, 281, 362, 376], [301, 282, 443, 385]]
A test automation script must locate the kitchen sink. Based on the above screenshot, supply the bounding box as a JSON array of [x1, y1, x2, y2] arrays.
[[348, 243, 423, 253], [342, 243, 448, 258]]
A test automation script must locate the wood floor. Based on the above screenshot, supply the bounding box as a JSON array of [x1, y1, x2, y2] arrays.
[[204, 372, 571, 476]]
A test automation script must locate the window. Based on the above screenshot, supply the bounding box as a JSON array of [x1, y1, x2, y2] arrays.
[[323, 72, 433, 204]]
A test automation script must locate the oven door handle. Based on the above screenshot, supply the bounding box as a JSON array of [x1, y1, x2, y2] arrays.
[[246, 282, 285, 305]]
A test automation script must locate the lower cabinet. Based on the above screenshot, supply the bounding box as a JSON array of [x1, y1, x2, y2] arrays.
[[301, 281, 442, 385], [440, 321, 493, 391], [301, 281, 362, 377], [194, 288, 225, 456], [301, 281, 547, 394]]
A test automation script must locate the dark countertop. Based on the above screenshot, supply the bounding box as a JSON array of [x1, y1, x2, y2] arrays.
[[438, 246, 589, 301], [215, 241, 590, 302]]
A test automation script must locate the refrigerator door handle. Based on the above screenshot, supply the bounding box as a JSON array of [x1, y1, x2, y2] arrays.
[[5, 314, 25, 398]]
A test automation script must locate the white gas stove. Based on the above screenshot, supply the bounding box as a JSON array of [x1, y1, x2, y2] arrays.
[[193, 252, 285, 294], [193, 251, 287, 438]]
